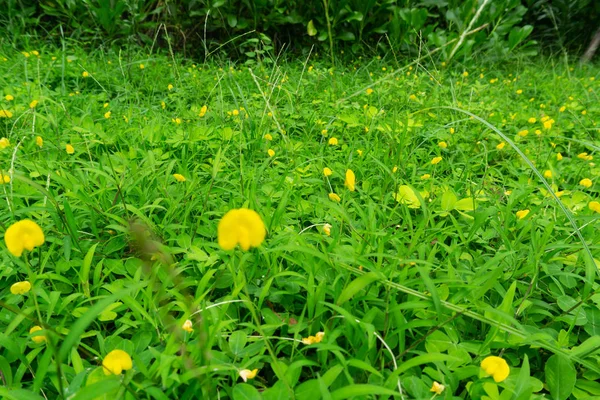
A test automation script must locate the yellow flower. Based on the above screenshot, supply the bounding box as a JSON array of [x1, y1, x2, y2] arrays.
[[528, 117, 536, 123], [167, 84, 173, 91], [535, 129, 542, 135], [328, 137, 338, 145], [421, 173, 431, 180], [578, 153, 593, 161], [66, 144, 75, 154], [450, 127, 455, 134], [31, 50, 39, 56], [30, 326, 46, 344], [172, 118, 181, 124], [5, 94, 14, 101], [82, 71, 89, 77], [481, 356, 510, 383], [22, 52, 30, 58], [496, 142, 506, 150], [323, 224, 331, 236], [161, 101, 166, 109], [431, 156, 442, 165], [366, 88, 373, 95], [173, 173, 186, 182], [232, 109, 240, 116], [0, 174, 10, 184], [543, 119, 555, 130], [462, 71, 469, 77], [516, 89, 523, 94], [267, 148, 276, 158], [430, 381, 445, 395], [4, 220, 45, 257], [392, 166, 398, 173], [323, 167, 333, 177], [582, 110, 587, 115], [544, 170, 552, 178], [29, 100, 38, 108], [556, 153, 563, 161], [580, 178, 593, 188], [182, 319, 193, 333], [517, 129, 529, 137], [0, 137, 10, 148], [356, 149, 363, 156], [35, 136, 43, 147], [104, 111, 111, 119], [199, 105, 208, 117], [302, 331, 325, 344], [10, 281, 32, 295], [139, 64, 145, 69], [218, 209, 266, 251], [559, 106, 566, 112], [328, 193, 341, 202], [438, 141, 448, 149], [589, 201, 600, 213], [102, 349, 133, 375], [345, 169, 356, 191], [239, 369, 258, 382], [516, 210, 530, 220], [321, 129, 328, 136], [409, 94, 417, 101]]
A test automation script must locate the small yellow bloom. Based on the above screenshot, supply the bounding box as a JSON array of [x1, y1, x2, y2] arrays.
[[328, 193, 341, 202], [323, 224, 331, 236], [139, 64, 145, 69], [589, 201, 600, 213], [173, 173, 186, 182], [505, 190, 512, 196], [421, 173, 431, 180], [516, 89, 522, 94], [321, 129, 328, 136], [102, 349, 133, 375], [4, 219, 45, 257], [430, 381, 445, 395], [366, 88, 374, 95], [580, 178, 593, 188], [302, 331, 325, 344], [172, 118, 181, 124], [5, 94, 14, 101], [516, 210, 530, 220], [239, 369, 258, 382], [517, 129, 529, 137], [559, 106, 566, 112], [82, 71, 89, 77], [31, 50, 39, 56], [161, 101, 166, 109], [364, 126, 369, 133], [232, 109, 240, 116], [544, 170, 552, 178], [450, 127, 455, 134], [66, 144, 75, 154], [462, 71, 469, 77], [392, 166, 398, 173], [409, 94, 417, 101], [528, 117, 536, 123], [438, 141, 448, 149], [182, 319, 193, 333], [496, 142, 506, 150], [557, 153, 563, 161], [535, 129, 542, 135], [0, 174, 10, 184], [29, 100, 38, 108], [0, 137, 10, 148], [328, 137, 338, 145], [578, 153, 593, 161], [103, 103, 109, 108], [268, 149, 275, 157], [35, 136, 43, 147], [323, 167, 333, 177], [543, 119, 555, 130], [30, 326, 46, 344], [167, 84, 173, 91], [345, 169, 356, 191], [481, 356, 510, 382], [22, 52, 30, 58], [199, 105, 208, 117], [10, 281, 32, 295], [218, 209, 266, 251], [264, 133, 273, 141], [582, 110, 587, 115], [357, 149, 363, 156], [104, 111, 111, 119], [431, 156, 442, 165]]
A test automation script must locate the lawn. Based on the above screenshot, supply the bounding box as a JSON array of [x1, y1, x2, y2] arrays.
[[1, 46, 600, 399]]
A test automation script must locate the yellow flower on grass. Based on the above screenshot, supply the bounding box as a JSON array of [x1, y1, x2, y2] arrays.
[[438, 141, 448, 149], [35, 136, 43, 147], [516, 210, 530, 220], [323, 167, 332, 177], [421, 173, 431, 180], [409, 94, 417, 101], [139, 64, 145, 69], [496, 142, 506, 150], [0, 110, 13, 119], [528, 117, 536, 123], [357, 149, 363, 156], [328, 137, 338, 145], [321, 129, 328, 136], [430, 381, 445, 395], [182, 319, 193, 333], [450, 127, 455, 134], [559, 106, 566, 112], [5, 94, 14, 101], [578, 153, 593, 161], [199, 105, 208, 117], [0, 137, 10, 148], [323, 224, 331, 236], [431, 156, 442, 165], [543, 119, 555, 130], [82, 71, 89, 78], [29, 100, 38, 108], [556, 153, 563, 161], [544, 170, 552, 178], [30, 326, 46, 344], [10, 281, 32, 295], [345, 169, 356, 191], [580, 178, 593, 188], [268, 149, 275, 157], [582, 110, 587, 115], [4, 220, 45, 257], [392, 166, 398, 173], [589, 201, 600, 213], [102, 349, 133, 375], [218, 209, 266, 251], [365, 88, 373, 95], [173, 174, 186, 182], [161, 101, 166, 109], [239, 369, 258, 382], [516, 89, 523, 94], [167, 84, 174, 91], [104, 111, 111, 119], [328, 193, 341, 202], [0, 174, 10, 184], [517, 129, 529, 137], [302, 331, 325, 345], [232, 109, 240, 116], [66, 144, 75, 154], [462, 71, 469, 77], [264, 133, 273, 141], [481, 356, 510, 383]]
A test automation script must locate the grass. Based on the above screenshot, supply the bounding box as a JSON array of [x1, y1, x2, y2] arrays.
[[1, 44, 600, 400]]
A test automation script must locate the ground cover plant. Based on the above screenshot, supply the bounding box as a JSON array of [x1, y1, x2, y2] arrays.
[[1, 45, 600, 400]]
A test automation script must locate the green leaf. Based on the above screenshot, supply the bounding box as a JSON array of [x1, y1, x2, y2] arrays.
[[336, 272, 380, 306], [307, 20, 317, 37], [80, 243, 98, 298], [545, 354, 576, 400], [441, 190, 458, 212], [229, 331, 248, 357], [511, 354, 534, 400], [232, 383, 262, 400]]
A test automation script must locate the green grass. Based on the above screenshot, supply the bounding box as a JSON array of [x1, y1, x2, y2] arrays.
[[1, 44, 600, 400]]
